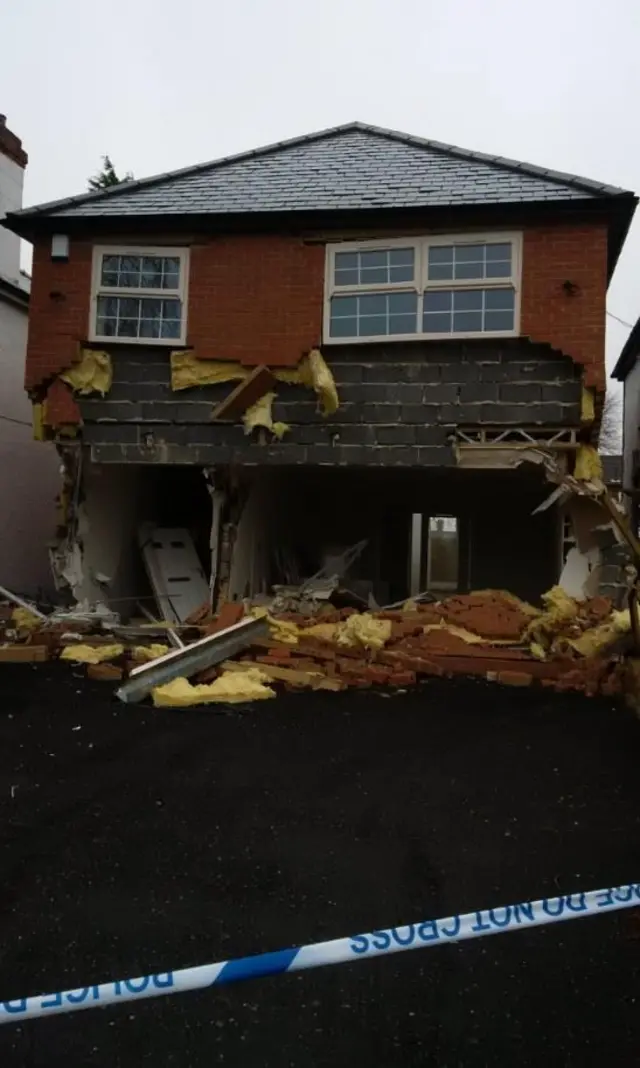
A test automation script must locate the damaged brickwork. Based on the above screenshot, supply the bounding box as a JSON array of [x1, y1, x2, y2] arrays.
[[79, 339, 582, 466]]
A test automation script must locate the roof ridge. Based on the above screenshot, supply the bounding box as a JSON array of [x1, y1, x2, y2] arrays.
[[11, 121, 630, 221]]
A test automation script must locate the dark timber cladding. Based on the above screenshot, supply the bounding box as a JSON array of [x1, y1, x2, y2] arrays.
[[81, 339, 582, 466]]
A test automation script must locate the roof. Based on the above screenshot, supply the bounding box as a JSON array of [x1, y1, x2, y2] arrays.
[[7, 122, 634, 224], [611, 316, 640, 380], [0, 274, 28, 311]]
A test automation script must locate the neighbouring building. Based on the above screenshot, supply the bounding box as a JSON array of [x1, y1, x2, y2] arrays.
[[0, 115, 58, 597], [3, 122, 637, 612]]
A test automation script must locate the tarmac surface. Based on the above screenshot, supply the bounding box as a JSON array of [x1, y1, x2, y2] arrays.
[[0, 664, 639, 1066]]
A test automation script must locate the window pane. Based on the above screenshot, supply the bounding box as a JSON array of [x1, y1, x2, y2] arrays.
[[335, 268, 359, 286], [359, 293, 388, 315], [429, 263, 454, 281], [329, 317, 358, 338], [97, 296, 118, 319], [428, 515, 459, 590], [390, 248, 414, 266], [161, 299, 181, 319], [160, 319, 181, 338], [140, 318, 161, 338], [360, 250, 387, 268], [455, 244, 484, 263], [423, 312, 452, 333], [455, 261, 484, 280], [331, 296, 358, 318], [389, 264, 415, 283], [485, 243, 511, 262], [96, 317, 116, 337], [118, 318, 139, 337], [454, 290, 483, 311], [359, 315, 387, 337], [429, 246, 453, 264], [485, 287, 515, 310], [389, 291, 417, 314], [335, 246, 415, 286], [95, 293, 182, 340], [484, 310, 514, 330], [389, 314, 416, 334], [141, 257, 164, 288], [486, 260, 511, 278], [453, 311, 483, 332], [360, 267, 389, 284], [335, 251, 358, 270], [329, 291, 417, 338], [424, 290, 453, 312]]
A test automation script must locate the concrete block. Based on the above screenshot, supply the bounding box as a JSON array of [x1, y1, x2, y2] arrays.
[[107, 382, 172, 402], [361, 403, 402, 423], [500, 384, 542, 403], [427, 384, 459, 403], [80, 400, 141, 421], [460, 383, 499, 402], [336, 446, 372, 465], [81, 424, 140, 445], [175, 403, 217, 423], [334, 364, 364, 383], [416, 446, 455, 466], [334, 424, 377, 445], [416, 363, 442, 383], [376, 425, 416, 444], [401, 404, 440, 424], [276, 402, 317, 424], [542, 384, 582, 402], [306, 445, 340, 465], [414, 425, 449, 445], [90, 444, 129, 462], [440, 362, 479, 383]]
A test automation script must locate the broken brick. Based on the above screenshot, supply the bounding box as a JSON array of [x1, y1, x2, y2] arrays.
[[496, 670, 533, 687], [87, 662, 123, 681]]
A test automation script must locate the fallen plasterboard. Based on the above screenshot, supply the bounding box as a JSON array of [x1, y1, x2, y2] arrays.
[[116, 615, 268, 703], [558, 546, 601, 601], [138, 525, 209, 624]]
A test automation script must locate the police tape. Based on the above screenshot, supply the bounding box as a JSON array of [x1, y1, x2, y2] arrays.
[[1, 882, 638, 1024]]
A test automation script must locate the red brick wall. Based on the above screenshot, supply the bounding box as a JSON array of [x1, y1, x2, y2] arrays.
[[24, 224, 608, 391], [520, 223, 608, 391], [187, 235, 325, 366], [25, 239, 93, 390]]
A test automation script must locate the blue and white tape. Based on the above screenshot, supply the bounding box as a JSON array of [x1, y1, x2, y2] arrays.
[[1, 882, 638, 1024]]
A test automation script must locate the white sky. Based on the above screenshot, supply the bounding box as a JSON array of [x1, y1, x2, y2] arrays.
[[1, 0, 638, 381]]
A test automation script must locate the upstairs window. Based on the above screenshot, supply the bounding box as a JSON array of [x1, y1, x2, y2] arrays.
[[90, 247, 189, 344], [324, 234, 521, 343]]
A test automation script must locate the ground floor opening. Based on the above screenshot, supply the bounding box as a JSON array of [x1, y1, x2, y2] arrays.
[[62, 459, 563, 618]]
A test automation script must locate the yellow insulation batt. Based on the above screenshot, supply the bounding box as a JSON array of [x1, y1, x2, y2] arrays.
[[242, 393, 289, 439], [151, 668, 276, 707], [60, 643, 124, 664], [131, 644, 170, 663], [525, 586, 578, 649], [335, 613, 391, 650], [574, 444, 604, 482], [170, 349, 339, 416], [11, 607, 42, 632], [560, 610, 631, 657], [61, 349, 113, 396]]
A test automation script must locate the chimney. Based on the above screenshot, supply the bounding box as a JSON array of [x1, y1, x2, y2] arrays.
[[0, 114, 28, 287]]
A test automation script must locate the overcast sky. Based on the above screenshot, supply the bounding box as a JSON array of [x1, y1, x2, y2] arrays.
[[1, 0, 638, 380]]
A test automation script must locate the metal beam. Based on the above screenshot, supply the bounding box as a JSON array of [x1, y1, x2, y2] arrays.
[[115, 616, 268, 704]]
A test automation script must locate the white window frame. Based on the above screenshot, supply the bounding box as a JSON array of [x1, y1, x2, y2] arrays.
[[323, 232, 522, 344], [89, 245, 189, 346]]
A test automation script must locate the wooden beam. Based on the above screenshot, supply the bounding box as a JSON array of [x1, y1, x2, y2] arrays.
[[211, 366, 276, 422]]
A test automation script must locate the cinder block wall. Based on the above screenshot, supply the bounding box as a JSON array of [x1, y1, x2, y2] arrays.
[[80, 340, 582, 466], [25, 222, 606, 390]]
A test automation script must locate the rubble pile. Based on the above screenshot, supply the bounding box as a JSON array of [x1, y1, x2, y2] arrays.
[[0, 585, 633, 706]]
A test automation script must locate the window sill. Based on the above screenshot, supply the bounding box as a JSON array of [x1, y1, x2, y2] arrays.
[[88, 335, 186, 347], [323, 329, 519, 345]]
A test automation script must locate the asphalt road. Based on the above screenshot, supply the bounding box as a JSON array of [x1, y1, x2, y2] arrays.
[[0, 664, 639, 1066]]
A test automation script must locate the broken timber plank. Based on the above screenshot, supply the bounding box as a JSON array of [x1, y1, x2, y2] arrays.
[[0, 645, 48, 663], [211, 366, 276, 422], [115, 617, 267, 704]]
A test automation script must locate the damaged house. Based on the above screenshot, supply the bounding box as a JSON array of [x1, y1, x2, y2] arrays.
[[2, 122, 637, 619]]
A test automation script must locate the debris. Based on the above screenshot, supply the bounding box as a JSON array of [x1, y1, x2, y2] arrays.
[[116, 616, 268, 704], [11, 607, 43, 633], [211, 365, 276, 422], [297, 349, 339, 415], [0, 645, 48, 663], [87, 662, 124, 681], [334, 613, 391, 651], [60, 644, 124, 664], [138, 525, 210, 624], [0, 585, 48, 622], [151, 668, 275, 708], [131, 645, 170, 664]]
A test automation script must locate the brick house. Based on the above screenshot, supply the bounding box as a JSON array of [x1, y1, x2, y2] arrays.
[[3, 122, 637, 610]]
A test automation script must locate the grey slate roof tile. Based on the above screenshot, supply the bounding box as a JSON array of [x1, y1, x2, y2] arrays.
[[11, 122, 632, 223]]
